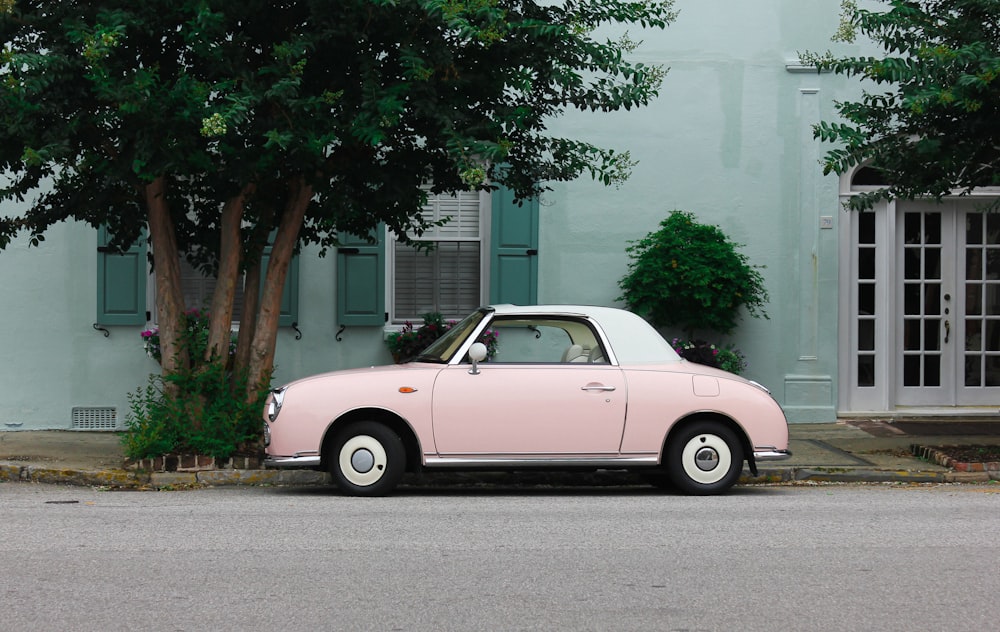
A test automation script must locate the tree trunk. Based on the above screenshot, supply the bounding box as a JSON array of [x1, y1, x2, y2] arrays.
[[145, 176, 188, 375], [233, 248, 261, 382], [205, 184, 255, 365], [245, 176, 310, 398]]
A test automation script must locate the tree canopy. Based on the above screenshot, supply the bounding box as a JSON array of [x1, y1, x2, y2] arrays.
[[808, 0, 1000, 210], [1, 1, 676, 452]]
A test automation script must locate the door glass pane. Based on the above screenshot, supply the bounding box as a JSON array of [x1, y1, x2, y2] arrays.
[[966, 354, 982, 387], [904, 249, 921, 278], [859, 283, 875, 315], [859, 248, 875, 279], [924, 284, 940, 314], [988, 250, 1000, 280], [988, 286, 1000, 315], [858, 355, 875, 387], [966, 319, 983, 351], [903, 320, 920, 350], [903, 355, 920, 386], [924, 320, 940, 351], [924, 248, 941, 279], [925, 213, 941, 244], [986, 356, 1000, 387], [967, 283, 983, 315], [904, 212, 921, 244], [967, 213, 983, 245], [988, 214, 1000, 243], [859, 212, 876, 244], [967, 249, 982, 280], [924, 355, 940, 386], [858, 320, 875, 351], [904, 284, 921, 315], [986, 321, 1000, 349]]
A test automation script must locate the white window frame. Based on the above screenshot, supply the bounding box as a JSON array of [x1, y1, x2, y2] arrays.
[[385, 188, 492, 325]]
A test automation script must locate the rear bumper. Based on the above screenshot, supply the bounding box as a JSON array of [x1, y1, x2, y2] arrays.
[[753, 448, 792, 461]]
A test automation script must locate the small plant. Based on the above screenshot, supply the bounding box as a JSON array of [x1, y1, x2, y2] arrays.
[[670, 338, 747, 375], [618, 210, 769, 335], [386, 312, 498, 362], [141, 308, 236, 363]]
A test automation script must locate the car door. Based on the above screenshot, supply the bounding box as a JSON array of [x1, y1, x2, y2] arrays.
[[431, 319, 627, 456]]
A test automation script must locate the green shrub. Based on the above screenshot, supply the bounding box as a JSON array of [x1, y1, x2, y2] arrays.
[[123, 367, 269, 460], [618, 210, 769, 335], [125, 308, 267, 460]]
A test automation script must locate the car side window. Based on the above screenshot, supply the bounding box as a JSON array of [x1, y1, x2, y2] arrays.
[[487, 317, 609, 364]]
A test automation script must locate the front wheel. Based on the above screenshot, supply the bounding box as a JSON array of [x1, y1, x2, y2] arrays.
[[666, 421, 744, 495], [329, 422, 405, 497]]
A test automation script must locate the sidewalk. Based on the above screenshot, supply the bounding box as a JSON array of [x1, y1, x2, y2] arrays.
[[1, 420, 998, 488]]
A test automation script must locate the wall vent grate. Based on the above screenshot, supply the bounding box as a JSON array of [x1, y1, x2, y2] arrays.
[[71, 407, 118, 431]]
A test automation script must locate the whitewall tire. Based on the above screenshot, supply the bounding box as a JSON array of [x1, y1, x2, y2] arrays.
[[329, 422, 405, 496], [666, 421, 744, 495]]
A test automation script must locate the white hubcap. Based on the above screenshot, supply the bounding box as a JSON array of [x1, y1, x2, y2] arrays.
[[680, 433, 732, 485], [339, 435, 388, 487]]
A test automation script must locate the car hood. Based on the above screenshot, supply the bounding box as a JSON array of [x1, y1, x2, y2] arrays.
[[276, 361, 438, 389]]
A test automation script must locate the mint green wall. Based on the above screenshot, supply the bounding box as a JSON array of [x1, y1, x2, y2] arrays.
[[0, 0, 877, 429], [537, 0, 871, 421]]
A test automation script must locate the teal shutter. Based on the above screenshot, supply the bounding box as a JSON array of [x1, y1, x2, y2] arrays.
[[337, 228, 386, 326], [261, 242, 299, 327], [490, 186, 539, 304], [96, 226, 147, 326]]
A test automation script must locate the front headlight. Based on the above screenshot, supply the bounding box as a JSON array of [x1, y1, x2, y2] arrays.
[[267, 386, 287, 422]]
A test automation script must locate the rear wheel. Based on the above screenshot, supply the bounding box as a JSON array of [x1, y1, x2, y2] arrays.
[[329, 422, 405, 497], [666, 421, 744, 495]]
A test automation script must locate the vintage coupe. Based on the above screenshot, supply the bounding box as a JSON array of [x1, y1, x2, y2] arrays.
[[263, 305, 790, 495]]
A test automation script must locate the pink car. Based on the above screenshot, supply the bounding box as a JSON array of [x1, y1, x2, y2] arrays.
[[263, 305, 790, 495]]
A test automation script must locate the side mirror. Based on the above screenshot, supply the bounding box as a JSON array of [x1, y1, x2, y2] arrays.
[[468, 342, 488, 374]]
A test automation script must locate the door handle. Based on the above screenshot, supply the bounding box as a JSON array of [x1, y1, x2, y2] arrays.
[[581, 384, 616, 392], [944, 319, 950, 344]]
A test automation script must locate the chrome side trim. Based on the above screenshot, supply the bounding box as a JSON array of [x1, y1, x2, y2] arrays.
[[423, 455, 659, 468], [753, 449, 792, 461], [264, 455, 322, 469]]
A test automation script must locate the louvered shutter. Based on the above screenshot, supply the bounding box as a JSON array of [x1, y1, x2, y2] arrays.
[[490, 186, 539, 304], [96, 226, 148, 326], [337, 228, 386, 326]]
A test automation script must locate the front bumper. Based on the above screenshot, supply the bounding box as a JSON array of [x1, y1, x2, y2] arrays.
[[263, 454, 322, 469]]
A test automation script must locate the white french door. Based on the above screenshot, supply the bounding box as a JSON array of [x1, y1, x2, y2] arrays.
[[895, 201, 1000, 406], [842, 197, 1000, 412]]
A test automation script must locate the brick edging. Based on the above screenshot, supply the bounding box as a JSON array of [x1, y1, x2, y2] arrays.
[[911, 444, 1000, 473]]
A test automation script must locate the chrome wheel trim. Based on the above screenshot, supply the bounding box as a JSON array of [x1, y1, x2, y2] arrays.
[[338, 435, 388, 487], [680, 433, 732, 485]]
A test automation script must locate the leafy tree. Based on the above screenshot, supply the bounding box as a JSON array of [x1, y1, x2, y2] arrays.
[[618, 210, 769, 336], [807, 0, 1000, 210], [0, 0, 677, 417]]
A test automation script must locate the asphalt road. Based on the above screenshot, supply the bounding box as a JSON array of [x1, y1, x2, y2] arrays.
[[2, 483, 998, 631]]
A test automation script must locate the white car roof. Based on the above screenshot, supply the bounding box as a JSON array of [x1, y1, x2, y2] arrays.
[[488, 304, 680, 365]]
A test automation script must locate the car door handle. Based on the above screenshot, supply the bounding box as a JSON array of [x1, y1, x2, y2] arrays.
[[581, 384, 616, 392]]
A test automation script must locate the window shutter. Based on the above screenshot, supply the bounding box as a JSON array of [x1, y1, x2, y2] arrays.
[[260, 243, 299, 327], [337, 228, 386, 326], [490, 186, 539, 305], [96, 226, 148, 326]]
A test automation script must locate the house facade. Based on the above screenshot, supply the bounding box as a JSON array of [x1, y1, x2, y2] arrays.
[[2, 0, 995, 432]]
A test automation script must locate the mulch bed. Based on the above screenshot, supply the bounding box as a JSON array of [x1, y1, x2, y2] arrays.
[[911, 444, 1000, 472]]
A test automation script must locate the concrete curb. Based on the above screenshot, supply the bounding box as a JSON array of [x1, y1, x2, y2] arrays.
[[4, 462, 997, 489]]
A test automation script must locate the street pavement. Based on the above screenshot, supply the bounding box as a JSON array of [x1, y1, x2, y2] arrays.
[[1, 420, 998, 489]]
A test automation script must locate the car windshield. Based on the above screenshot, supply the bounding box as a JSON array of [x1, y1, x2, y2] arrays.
[[413, 309, 488, 364]]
